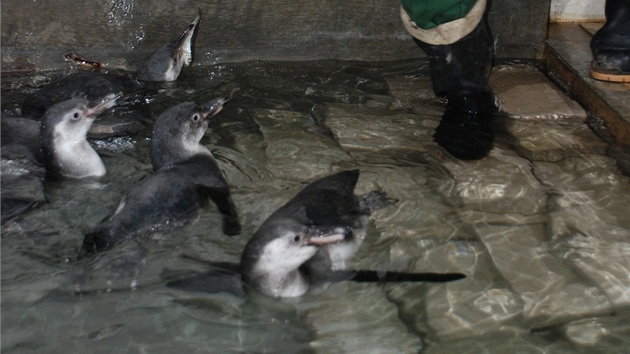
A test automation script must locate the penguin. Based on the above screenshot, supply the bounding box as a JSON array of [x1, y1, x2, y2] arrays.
[[239, 170, 364, 297], [40, 94, 119, 179], [82, 97, 241, 254], [165, 170, 465, 299], [136, 10, 201, 82], [21, 11, 201, 118]]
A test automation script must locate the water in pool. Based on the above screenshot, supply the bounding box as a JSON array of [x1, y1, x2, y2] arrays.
[[2, 60, 630, 353]]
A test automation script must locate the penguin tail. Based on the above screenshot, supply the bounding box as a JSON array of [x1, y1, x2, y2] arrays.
[[82, 222, 120, 255]]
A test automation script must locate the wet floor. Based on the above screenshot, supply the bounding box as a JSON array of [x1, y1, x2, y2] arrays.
[[2, 60, 630, 353]]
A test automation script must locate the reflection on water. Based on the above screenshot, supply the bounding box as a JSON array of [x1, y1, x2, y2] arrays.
[[2, 60, 630, 353]]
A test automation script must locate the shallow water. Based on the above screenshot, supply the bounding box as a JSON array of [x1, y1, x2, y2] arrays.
[[2, 60, 630, 353]]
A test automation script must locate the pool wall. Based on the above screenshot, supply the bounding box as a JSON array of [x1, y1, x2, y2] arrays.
[[1, 0, 551, 72]]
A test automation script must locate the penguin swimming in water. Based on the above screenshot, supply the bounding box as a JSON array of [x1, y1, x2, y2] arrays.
[[21, 11, 202, 118], [165, 170, 465, 298], [240, 170, 373, 298], [136, 10, 201, 82], [40, 94, 119, 179], [1, 94, 116, 223], [82, 97, 241, 254]]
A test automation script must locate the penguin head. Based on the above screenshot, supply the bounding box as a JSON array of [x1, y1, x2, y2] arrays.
[[243, 218, 347, 276], [41, 94, 119, 142], [39, 93, 118, 178], [150, 97, 226, 170]]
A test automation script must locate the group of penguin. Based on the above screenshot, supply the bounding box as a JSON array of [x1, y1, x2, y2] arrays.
[[4, 12, 465, 299]]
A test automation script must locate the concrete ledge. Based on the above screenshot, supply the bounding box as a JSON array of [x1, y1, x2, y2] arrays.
[[490, 64, 586, 120], [544, 24, 630, 145]]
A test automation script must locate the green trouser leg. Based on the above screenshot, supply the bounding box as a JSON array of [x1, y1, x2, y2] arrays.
[[400, 0, 478, 29]]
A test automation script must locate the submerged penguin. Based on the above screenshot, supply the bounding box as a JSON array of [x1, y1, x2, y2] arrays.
[[40, 94, 119, 179], [21, 11, 201, 118], [82, 97, 241, 254], [166, 170, 465, 298]]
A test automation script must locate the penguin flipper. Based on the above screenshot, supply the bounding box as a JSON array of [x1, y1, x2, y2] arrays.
[[198, 185, 241, 236]]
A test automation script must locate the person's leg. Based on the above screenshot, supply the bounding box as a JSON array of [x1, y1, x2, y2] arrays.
[[401, 0, 497, 160], [590, 0, 630, 82]]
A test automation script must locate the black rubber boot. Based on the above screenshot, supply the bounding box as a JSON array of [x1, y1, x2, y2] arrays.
[[590, 0, 630, 82], [414, 20, 497, 160], [433, 91, 496, 160]]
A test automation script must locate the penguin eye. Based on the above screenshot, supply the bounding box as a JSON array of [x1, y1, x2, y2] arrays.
[[72, 112, 80, 119], [191, 114, 200, 122], [293, 235, 301, 242]]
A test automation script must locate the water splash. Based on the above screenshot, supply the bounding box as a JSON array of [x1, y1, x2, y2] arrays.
[[106, 0, 145, 51]]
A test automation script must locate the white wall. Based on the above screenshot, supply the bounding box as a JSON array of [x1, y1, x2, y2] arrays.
[[550, 0, 606, 22]]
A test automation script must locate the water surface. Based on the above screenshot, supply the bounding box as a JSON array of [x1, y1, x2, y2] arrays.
[[2, 60, 630, 353]]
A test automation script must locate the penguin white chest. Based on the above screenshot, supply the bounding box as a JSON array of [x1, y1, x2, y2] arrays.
[[52, 126, 106, 178]]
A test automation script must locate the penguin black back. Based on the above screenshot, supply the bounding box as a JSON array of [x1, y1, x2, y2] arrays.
[[266, 169, 363, 231], [83, 154, 237, 253]]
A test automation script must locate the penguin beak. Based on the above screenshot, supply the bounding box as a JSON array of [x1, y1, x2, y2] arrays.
[[306, 227, 349, 246], [177, 10, 201, 44], [86, 93, 121, 117], [201, 97, 228, 119]]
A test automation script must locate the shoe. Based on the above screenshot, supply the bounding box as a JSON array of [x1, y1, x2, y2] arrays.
[[590, 0, 630, 82]]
